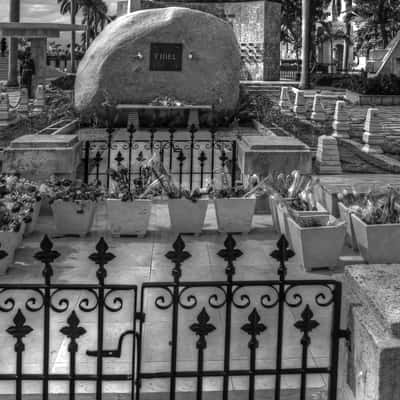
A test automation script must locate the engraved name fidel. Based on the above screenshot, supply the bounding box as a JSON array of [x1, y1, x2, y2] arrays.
[[150, 43, 183, 71]]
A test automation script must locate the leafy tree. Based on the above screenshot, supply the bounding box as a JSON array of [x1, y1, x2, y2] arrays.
[[349, 0, 400, 54]]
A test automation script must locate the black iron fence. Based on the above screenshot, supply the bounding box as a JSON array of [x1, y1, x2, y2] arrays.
[[0, 234, 350, 400], [82, 124, 237, 191]]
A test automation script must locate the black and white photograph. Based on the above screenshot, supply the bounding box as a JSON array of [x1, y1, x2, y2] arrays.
[[0, 0, 399, 399]]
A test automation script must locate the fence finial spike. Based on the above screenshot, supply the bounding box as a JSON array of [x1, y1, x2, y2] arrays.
[[165, 234, 191, 282]]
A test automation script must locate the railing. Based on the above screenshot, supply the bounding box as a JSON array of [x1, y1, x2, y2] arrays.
[[82, 124, 238, 191], [0, 233, 351, 400]]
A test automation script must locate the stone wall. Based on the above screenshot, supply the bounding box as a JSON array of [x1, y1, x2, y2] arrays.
[[141, 0, 281, 80]]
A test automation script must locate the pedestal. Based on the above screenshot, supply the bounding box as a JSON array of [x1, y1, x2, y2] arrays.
[[3, 134, 82, 180], [343, 265, 400, 400]]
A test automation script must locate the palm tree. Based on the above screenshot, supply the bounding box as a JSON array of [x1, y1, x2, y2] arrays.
[[300, 0, 311, 89], [57, 0, 79, 72]]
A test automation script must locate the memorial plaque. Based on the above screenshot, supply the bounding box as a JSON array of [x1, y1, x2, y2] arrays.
[[150, 43, 183, 71]]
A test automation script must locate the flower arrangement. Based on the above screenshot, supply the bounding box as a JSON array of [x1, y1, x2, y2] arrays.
[[351, 186, 400, 225], [0, 174, 42, 231], [41, 177, 103, 214], [150, 96, 185, 107], [106, 164, 156, 200], [337, 187, 368, 208], [147, 153, 208, 202]]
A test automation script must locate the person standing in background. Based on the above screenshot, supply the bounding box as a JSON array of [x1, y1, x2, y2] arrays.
[[0, 38, 7, 57], [20, 50, 35, 98]]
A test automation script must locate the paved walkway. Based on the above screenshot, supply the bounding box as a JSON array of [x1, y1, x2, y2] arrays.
[[0, 203, 360, 397]]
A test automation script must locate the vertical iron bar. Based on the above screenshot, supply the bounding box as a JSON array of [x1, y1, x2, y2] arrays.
[[231, 140, 237, 189], [328, 283, 342, 400], [222, 279, 233, 400], [169, 127, 175, 173], [128, 126, 134, 192], [69, 344, 76, 400], [274, 281, 285, 400], [189, 127, 195, 191], [106, 130, 113, 191], [96, 284, 105, 400], [16, 345, 22, 400], [84, 141, 90, 184], [169, 284, 179, 400], [42, 284, 50, 400], [130, 289, 138, 400], [135, 288, 146, 400], [300, 333, 309, 400], [248, 344, 256, 400], [196, 344, 204, 400], [211, 130, 216, 182]]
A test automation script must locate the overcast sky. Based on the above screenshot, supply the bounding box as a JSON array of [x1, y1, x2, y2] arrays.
[[0, 0, 117, 23], [0, 0, 118, 45]]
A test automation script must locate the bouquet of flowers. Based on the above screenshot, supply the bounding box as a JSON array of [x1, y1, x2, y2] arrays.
[[41, 176, 103, 214], [144, 153, 208, 202], [351, 186, 400, 225], [150, 96, 185, 107]]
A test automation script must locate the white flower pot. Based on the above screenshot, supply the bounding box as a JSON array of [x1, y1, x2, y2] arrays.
[[51, 200, 96, 237], [24, 200, 42, 236], [0, 231, 22, 275], [351, 213, 400, 263], [105, 199, 152, 237], [288, 217, 346, 271], [338, 202, 358, 251], [277, 201, 329, 246], [214, 197, 256, 233], [168, 198, 208, 234]]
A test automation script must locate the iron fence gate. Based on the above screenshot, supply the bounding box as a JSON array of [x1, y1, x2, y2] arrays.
[[82, 124, 237, 191], [0, 234, 350, 400]]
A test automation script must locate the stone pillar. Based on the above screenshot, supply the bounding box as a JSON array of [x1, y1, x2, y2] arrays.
[[362, 108, 385, 154], [128, 0, 141, 12], [332, 100, 350, 138], [7, 0, 20, 87], [342, 265, 400, 400], [263, 0, 281, 81], [299, 0, 311, 89], [293, 90, 306, 116], [32, 84, 45, 114], [30, 38, 47, 89], [310, 94, 326, 122], [278, 86, 291, 111], [316, 135, 342, 174]]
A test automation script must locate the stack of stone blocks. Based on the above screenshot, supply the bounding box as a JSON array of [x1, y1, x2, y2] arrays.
[[32, 84, 46, 115], [279, 86, 292, 112], [311, 94, 327, 122], [332, 100, 351, 138], [362, 108, 385, 154], [316, 135, 342, 174], [293, 89, 307, 117], [17, 88, 29, 114]]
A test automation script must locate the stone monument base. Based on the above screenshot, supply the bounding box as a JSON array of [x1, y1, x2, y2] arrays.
[[237, 135, 312, 180], [343, 264, 400, 400], [2, 134, 82, 180]]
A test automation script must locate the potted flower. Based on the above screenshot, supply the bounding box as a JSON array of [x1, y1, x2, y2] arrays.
[[42, 177, 103, 237], [287, 213, 346, 271], [337, 188, 369, 251], [150, 154, 209, 234], [350, 187, 400, 263], [0, 200, 30, 274], [211, 170, 256, 234], [273, 173, 328, 244], [0, 175, 42, 236], [105, 165, 154, 237]]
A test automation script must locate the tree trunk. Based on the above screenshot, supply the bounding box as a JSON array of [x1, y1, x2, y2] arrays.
[[342, 0, 352, 72], [7, 0, 20, 87], [299, 0, 311, 89], [70, 0, 76, 73]]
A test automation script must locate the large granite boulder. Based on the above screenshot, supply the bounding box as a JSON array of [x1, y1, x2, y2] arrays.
[[74, 7, 241, 115]]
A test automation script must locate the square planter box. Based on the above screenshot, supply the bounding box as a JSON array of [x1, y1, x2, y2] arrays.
[[277, 201, 329, 246], [51, 200, 96, 237], [214, 197, 256, 233], [24, 200, 42, 236], [105, 199, 152, 237], [168, 198, 208, 234], [338, 202, 358, 251], [288, 217, 346, 271], [0, 230, 23, 275], [254, 193, 271, 215], [351, 213, 400, 263]]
